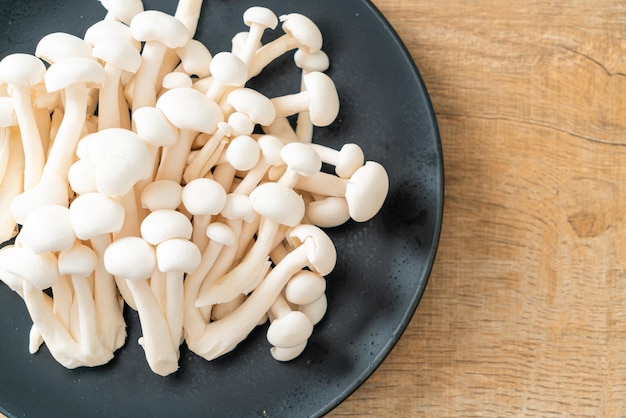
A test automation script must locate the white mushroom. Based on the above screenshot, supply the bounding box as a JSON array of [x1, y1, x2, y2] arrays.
[[309, 143, 364, 178], [267, 294, 314, 361], [293, 49, 330, 142], [58, 244, 114, 364], [248, 13, 323, 78], [189, 224, 335, 361], [271, 71, 339, 127], [204, 52, 247, 102], [104, 236, 179, 376], [237, 7, 278, 66], [181, 178, 227, 250], [130, 10, 191, 111], [18, 204, 75, 255], [155, 87, 224, 183], [41, 56, 105, 185], [295, 161, 389, 222], [0, 54, 46, 190]]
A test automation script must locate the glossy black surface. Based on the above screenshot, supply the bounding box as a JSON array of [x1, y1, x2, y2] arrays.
[[0, 1, 443, 417]]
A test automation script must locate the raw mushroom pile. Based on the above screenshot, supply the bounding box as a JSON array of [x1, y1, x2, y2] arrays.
[[0, 0, 389, 376]]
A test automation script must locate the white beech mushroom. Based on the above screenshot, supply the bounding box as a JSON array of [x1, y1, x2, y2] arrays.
[[17, 204, 75, 255], [35, 32, 94, 65], [295, 161, 389, 222], [237, 7, 278, 66], [130, 10, 191, 111], [104, 236, 179, 376], [155, 87, 224, 183], [309, 143, 364, 178], [204, 52, 248, 102], [58, 243, 115, 364], [155, 238, 201, 348], [181, 178, 227, 250], [41, 56, 105, 184], [248, 13, 323, 78], [270, 71, 339, 128], [305, 196, 351, 228], [266, 294, 314, 361], [0, 53, 46, 190], [98, 0, 144, 25], [69, 192, 129, 349], [189, 224, 336, 361], [293, 49, 330, 142], [92, 36, 141, 130]]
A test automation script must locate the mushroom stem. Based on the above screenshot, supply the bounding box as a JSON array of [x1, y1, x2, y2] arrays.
[[155, 129, 198, 182], [71, 272, 112, 360], [127, 279, 179, 376], [0, 130, 24, 242], [40, 84, 88, 183], [195, 216, 279, 306], [190, 234, 316, 360], [98, 64, 125, 130], [174, 0, 204, 36], [132, 43, 168, 111], [22, 281, 82, 368], [51, 275, 73, 331], [11, 85, 45, 190], [90, 233, 127, 350]]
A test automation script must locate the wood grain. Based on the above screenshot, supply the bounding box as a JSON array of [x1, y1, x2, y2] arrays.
[[330, 1, 626, 416]]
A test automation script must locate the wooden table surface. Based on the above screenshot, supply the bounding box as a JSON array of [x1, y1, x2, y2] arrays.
[[331, 1, 626, 416]]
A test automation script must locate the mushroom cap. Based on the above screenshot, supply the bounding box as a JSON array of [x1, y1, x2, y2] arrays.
[[84, 20, 141, 50], [280, 13, 323, 53], [2, 246, 60, 290], [78, 128, 152, 196], [141, 179, 183, 211], [104, 236, 156, 281], [205, 222, 236, 246], [0, 53, 46, 87], [92, 37, 141, 73], [181, 178, 227, 216], [294, 49, 329, 73], [266, 310, 313, 348], [0, 246, 26, 294], [249, 182, 305, 227], [280, 142, 321, 177], [220, 193, 256, 222], [132, 107, 179, 147], [305, 196, 350, 228], [284, 270, 326, 305], [257, 135, 285, 166], [226, 135, 260, 171], [99, 0, 144, 25], [287, 224, 336, 276], [68, 159, 97, 195], [162, 72, 193, 90], [176, 39, 212, 78], [9, 175, 69, 225], [227, 112, 255, 137], [44, 57, 105, 92], [35, 32, 93, 64], [156, 238, 201, 274], [140, 209, 193, 245], [58, 244, 98, 277], [335, 143, 364, 178], [69, 192, 125, 240], [345, 161, 389, 222], [19, 204, 75, 254], [270, 340, 307, 362], [226, 88, 276, 126], [156, 87, 224, 133], [302, 71, 339, 127], [130, 10, 190, 48], [209, 52, 248, 87], [243, 6, 278, 30], [299, 293, 327, 325]]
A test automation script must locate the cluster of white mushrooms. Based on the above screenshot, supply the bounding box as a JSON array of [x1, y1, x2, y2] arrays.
[[0, 0, 389, 376]]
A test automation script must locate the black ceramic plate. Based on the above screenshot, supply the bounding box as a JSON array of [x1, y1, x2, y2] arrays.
[[0, 1, 442, 417]]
